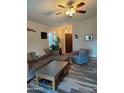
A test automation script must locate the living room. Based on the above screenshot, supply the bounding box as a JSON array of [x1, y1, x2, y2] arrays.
[[1, 0, 124, 93], [27, 0, 97, 93]]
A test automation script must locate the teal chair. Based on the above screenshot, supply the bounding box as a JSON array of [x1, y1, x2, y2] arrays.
[[72, 49, 89, 65]]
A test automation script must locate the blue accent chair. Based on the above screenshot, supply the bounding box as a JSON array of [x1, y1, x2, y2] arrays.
[[72, 49, 89, 65]]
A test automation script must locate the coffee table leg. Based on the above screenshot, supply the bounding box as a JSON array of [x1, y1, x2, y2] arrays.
[[36, 75, 39, 86], [52, 79, 55, 91]]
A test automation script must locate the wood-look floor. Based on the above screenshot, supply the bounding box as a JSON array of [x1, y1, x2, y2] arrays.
[[28, 59, 97, 93]]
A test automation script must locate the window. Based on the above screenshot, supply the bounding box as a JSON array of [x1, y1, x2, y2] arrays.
[[48, 32, 58, 49]]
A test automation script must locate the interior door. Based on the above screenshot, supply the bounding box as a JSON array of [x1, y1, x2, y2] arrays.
[[65, 33, 72, 53]]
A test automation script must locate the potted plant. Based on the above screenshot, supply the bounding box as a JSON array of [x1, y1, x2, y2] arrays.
[[49, 36, 60, 51]]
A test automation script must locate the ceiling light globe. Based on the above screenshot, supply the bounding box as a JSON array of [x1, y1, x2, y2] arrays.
[[65, 11, 69, 15], [70, 8, 75, 14], [69, 13, 73, 16]]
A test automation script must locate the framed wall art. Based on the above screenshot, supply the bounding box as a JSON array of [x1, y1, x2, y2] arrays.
[[75, 34, 79, 39], [84, 34, 93, 41], [41, 32, 47, 39]]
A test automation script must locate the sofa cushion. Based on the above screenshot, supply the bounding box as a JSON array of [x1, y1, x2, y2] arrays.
[[27, 52, 33, 61], [30, 56, 53, 73], [44, 48, 50, 55], [27, 52, 39, 61], [31, 52, 38, 60]]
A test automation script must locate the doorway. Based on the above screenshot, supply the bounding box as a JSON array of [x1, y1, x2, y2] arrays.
[[65, 33, 72, 53]]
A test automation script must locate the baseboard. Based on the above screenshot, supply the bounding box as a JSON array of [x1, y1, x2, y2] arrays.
[[89, 56, 97, 61]]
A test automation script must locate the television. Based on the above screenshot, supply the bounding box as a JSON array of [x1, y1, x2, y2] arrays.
[[41, 32, 47, 39]]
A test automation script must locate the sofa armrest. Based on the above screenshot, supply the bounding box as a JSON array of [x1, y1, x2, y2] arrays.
[[27, 61, 38, 70]]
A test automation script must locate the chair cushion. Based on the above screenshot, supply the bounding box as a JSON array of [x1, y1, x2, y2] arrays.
[[72, 51, 79, 55], [79, 49, 89, 54]]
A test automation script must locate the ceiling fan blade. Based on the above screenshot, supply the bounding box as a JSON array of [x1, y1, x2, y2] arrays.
[[76, 2, 85, 8], [58, 5, 66, 8], [56, 12, 63, 15], [76, 10, 86, 13]]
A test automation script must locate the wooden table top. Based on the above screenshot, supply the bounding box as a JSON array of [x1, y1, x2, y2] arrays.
[[35, 60, 68, 77]]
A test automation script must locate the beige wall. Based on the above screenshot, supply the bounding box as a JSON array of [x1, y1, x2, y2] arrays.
[[73, 16, 97, 57], [28, 17, 97, 57], [27, 20, 51, 56], [27, 20, 72, 55]]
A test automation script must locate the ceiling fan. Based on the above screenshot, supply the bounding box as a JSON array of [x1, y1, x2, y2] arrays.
[[56, 0, 86, 17]]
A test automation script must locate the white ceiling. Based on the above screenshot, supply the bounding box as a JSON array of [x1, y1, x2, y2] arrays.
[[27, 0, 97, 27]]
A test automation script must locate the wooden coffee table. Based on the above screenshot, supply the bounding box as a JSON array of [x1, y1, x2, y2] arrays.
[[35, 60, 69, 91]]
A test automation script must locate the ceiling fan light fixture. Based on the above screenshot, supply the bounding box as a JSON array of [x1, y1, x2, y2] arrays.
[[57, 1, 86, 16], [65, 7, 75, 16], [65, 8, 70, 15]]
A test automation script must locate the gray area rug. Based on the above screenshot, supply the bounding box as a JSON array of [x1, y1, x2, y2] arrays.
[[27, 61, 97, 93]]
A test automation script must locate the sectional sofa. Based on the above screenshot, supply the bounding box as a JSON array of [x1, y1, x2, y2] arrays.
[[27, 52, 70, 82]]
